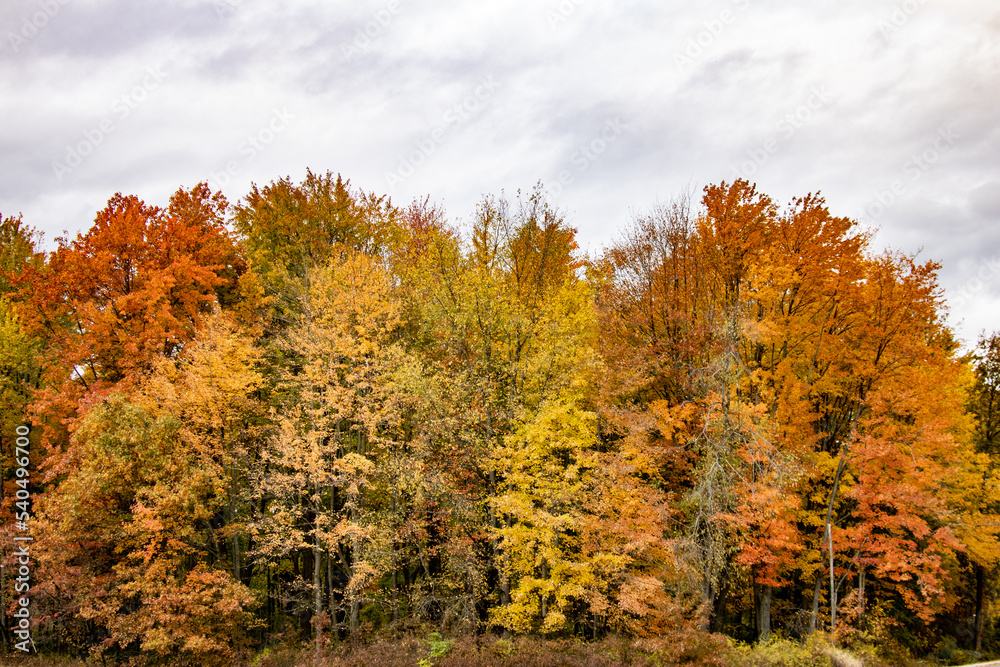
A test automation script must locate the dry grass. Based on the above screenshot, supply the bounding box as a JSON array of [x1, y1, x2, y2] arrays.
[[250, 633, 734, 667], [0, 633, 900, 666]]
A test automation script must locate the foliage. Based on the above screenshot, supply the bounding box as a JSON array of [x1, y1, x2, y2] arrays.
[[2, 176, 996, 663]]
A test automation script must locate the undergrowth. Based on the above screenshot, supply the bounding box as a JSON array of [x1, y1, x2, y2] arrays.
[[1, 631, 975, 666]]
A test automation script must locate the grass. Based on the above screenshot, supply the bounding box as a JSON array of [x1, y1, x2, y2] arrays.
[[5, 631, 985, 666]]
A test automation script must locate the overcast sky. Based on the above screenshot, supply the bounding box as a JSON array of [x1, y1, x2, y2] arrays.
[[1, 0, 997, 348]]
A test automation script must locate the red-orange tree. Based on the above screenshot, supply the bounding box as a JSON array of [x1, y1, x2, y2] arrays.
[[596, 180, 983, 644], [20, 184, 243, 456]]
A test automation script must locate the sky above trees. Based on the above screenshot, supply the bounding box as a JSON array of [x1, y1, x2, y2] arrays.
[[0, 0, 998, 346]]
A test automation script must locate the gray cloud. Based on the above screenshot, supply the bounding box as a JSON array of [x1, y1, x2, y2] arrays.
[[1, 0, 998, 346]]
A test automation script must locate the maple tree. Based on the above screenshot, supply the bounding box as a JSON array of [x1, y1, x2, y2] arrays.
[[3, 175, 995, 661], [595, 179, 991, 648], [29, 186, 237, 382], [33, 311, 262, 664], [16, 184, 243, 472]]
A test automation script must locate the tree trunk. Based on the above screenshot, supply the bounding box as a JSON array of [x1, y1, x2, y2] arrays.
[[857, 566, 865, 619], [350, 597, 360, 636], [392, 566, 399, 626], [349, 516, 361, 636], [540, 558, 549, 622], [500, 514, 513, 607], [314, 512, 323, 651], [225, 427, 241, 583], [326, 548, 333, 614], [489, 424, 511, 610], [700, 567, 717, 632], [266, 565, 273, 633], [975, 563, 986, 651], [392, 488, 399, 626], [809, 573, 822, 635], [825, 446, 849, 632], [1, 547, 7, 652], [757, 584, 771, 643], [827, 524, 837, 631]]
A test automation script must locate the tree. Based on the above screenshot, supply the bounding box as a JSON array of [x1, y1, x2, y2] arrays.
[[35, 396, 258, 664], [0, 212, 43, 443], [33, 311, 263, 663], [596, 181, 979, 644], [964, 332, 1000, 650], [0, 213, 42, 295], [252, 247, 414, 641], [20, 185, 242, 460], [232, 170, 400, 331]]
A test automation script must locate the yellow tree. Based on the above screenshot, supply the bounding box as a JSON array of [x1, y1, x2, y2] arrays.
[[487, 271, 603, 634], [252, 247, 413, 641], [401, 189, 581, 627], [0, 214, 42, 439], [953, 332, 1000, 650], [402, 186, 676, 635]]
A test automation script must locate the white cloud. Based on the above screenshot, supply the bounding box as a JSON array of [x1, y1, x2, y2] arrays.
[[1, 0, 998, 345]]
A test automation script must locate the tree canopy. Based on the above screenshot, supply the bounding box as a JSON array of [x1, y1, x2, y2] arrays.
[[1, 175, 997, 663]]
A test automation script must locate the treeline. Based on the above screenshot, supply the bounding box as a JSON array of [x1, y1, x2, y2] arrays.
[[0, 173, 997, 665]]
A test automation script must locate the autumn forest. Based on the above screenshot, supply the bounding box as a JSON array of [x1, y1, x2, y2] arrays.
[[0, 172, 998, 665]]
